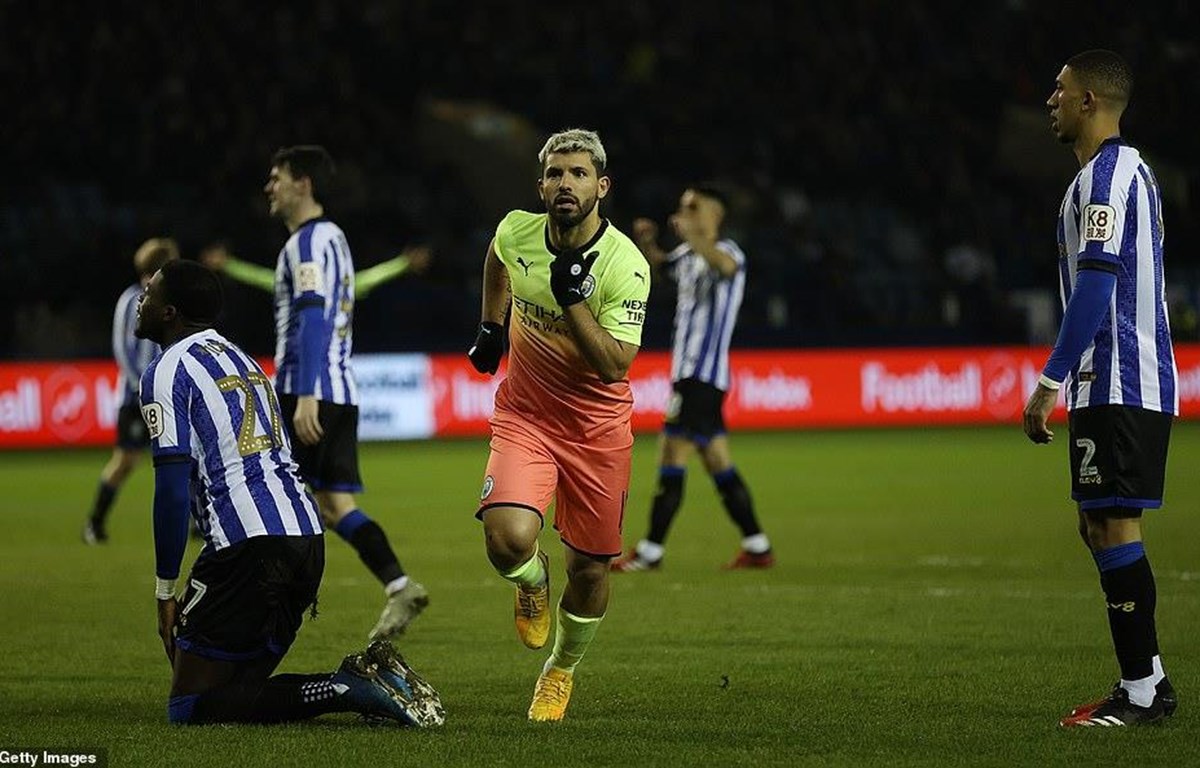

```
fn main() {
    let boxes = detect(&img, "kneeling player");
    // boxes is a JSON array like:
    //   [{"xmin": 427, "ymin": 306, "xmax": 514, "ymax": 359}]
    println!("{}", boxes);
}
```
[{"xmin": 136, "ymin": 260, "xmax": 443, "ymax": 727}]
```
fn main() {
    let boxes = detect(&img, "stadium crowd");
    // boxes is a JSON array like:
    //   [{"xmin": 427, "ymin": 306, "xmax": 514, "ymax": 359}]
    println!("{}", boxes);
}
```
[{"xmin": 2, "ymin": 0, "xmax": 1196, "ymax": 358}]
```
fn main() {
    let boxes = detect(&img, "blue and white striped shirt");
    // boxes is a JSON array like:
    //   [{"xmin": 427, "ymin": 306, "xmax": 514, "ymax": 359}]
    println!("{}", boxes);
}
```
[
  {"xmin": 273, "ymin": 218, "xmax": 358, "ymax": 404},
  {"xmin": 1056, "ymin": 138, "xmax": 1178, "ymax": 414},
  {"xmin": 140, "ymin": 329, "xmax": 323, "ymax": 550},
  {"xmin": 665, "ymin": 239, "xmax": 746, "ymax": 391},
  {"xmin": 114, "ymin": 283, "xmax": 159, "ymax": 408}
]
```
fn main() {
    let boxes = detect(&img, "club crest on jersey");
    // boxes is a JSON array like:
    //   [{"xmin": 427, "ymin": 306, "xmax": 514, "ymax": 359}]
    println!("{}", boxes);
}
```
[
  {"xmin": 580, "ymin": 274, "xmax": 596, "ymax": 299},
  {"xmin": 141, "ymin": 402, "xmax": 165, "ymax": 439},
  {"xmin": 1082, "ymin": 204, "xmax": 1116, "ymax": 242},
  {"xmin": 480, "ymin": 475, "xmax": 495, "ymax": 500},
  {"xmin": 296, "ymin": 262, "xmax": 323, "ymax": 293}
]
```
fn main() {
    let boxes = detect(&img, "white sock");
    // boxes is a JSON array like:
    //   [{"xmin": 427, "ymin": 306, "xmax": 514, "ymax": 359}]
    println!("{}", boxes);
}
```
[
  {"xmin": 742, "ymin": 533, "xmax": 771, "ymax": 554},
  {"xmin": 636, "ymin": 540, "xmax": 664, "ymax": 562},
  {"xmin": 1151, "ymin": 654, "xmax": 1166, "ymax": 685},
  {"xmin": 385, "ymin": 575, "xmax": 410, "ymax": 596},
  {"xmin": 1121, "ymin": 674, "xmax": 1156, "ymax": 708}
]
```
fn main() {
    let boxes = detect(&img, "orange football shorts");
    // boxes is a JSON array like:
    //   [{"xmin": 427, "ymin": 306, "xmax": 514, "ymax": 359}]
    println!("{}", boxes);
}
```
[{"xmin": 476, "ymin": 408, "xmax": 631, "ymax": 557}]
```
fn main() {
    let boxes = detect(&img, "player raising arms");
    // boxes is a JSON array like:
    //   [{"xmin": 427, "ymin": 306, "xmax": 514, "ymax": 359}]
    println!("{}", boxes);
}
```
[
  {"xmin": 1023, "ymin": 50, "xmax": 1178, "ymax": 727},
  {"xmin": 200, "ymin": 240, "xmax": 432, "ymax": 299},
  {"xmin": 467, "ymin": 128, "xmax": 651, "ymax": 721},
  {"xmin": 135, "ymin": 260, "xmax": 442, "ymax": 726}
]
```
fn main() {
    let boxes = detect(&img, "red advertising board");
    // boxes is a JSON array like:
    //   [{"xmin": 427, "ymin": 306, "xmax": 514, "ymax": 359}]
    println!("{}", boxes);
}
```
[
  {"xmin": 430, "ymin": 345, "xmax": 1200, "ymax": 434},
  {"xmin": 0, "ymin": 361, "xmax": 121, "ymax": 448},
  {"xmin": 3, "ymin": 345, "xmax": 1199, "ymax": 448}
]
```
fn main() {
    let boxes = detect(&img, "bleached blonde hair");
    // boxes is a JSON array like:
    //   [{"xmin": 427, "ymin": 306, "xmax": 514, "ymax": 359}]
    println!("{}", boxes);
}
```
[{"xmin": 538, "ymin": 128, "xmax": 607, "ymax": 173}]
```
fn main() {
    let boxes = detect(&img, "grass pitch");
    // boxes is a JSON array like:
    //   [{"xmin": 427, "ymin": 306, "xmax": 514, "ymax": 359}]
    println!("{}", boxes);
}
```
[{"xmin": 1, "ymin": 426, "xmax": 1197, "ymax": 767}]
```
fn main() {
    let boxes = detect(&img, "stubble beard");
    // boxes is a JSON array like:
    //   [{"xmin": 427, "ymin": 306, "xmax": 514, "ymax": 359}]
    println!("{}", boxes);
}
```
[{"xmin": 546, "ymin": 193, "xmax": 597, "ymax": 230}]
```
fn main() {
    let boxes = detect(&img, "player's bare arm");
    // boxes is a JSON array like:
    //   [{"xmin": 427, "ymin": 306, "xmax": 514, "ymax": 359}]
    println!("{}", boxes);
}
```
[
  {"xmin": 631, "ymin": 218, "xmax": 668, "ymax": 267},
  {"xmin": 293, "ymin": 395, "xmax": 324, "ymax": 445},
  {"xmin": 480, "ymin": 239, "xmax": 511, "ymax": 325},
  {"xmin": 672, "ymin": 214, "xmax": 737, "ymax": 277},
  {"xmin": 1022, "ymin": 383, "xmax": 1057, "ymax": 444},
  {"xmin": 562, "ymin": 303, "xmax": 638, "ymax": 383},
  {"xmin": 157, "ymin": 595, "xmax": 177, "ymax": 665}
]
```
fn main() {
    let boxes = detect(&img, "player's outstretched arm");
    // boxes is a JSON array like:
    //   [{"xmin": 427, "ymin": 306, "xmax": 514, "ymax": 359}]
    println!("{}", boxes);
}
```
[
  {"xmin": 201, "ymin": 245, "xmax": 276, "ymax": 293},
  {"xmin": 356, "ymin": 256, "xmax": 408, "ymax": 298},
  {"xmin": 356, "ymin": 245, "xmax": 432, "ymax": 298},
  {"xmin": 224, "ymin": 258, "xmax": 275, "ymax": 292}
]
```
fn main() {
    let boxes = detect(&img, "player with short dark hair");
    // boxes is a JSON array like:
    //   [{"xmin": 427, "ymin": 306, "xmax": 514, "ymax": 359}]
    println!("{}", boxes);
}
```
[
  {"xmin": 613, "ymin": 185, "xmax": 773, "ymax": 572},
  {"xmin": 265, "ymin": 145, "xmax": 428, "ymax": 641},
  {"xmin": 83, "ymin": 238, "xmax": 180, "ymax": 544},
  {"xmin": 272, "ymin": 145, "xmax": 337, "ymax": 200},
  {"xmin": 1024, "ymin": 49, "xmax": 1178, "ymax": 727},
  {"xmin": 467, "ymin": 128, "xmax": 651, "ymax": 721},
  {"xmin": 135, "ymin": 259, "xmax": 442, "ymax": 727}
]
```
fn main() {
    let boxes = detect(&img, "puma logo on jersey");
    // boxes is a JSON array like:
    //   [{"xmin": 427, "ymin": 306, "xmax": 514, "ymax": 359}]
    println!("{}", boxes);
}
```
[
  {"xmin": 516, "ymin": 257, "xmax": 533, "ymax": 276},
  {"xmin": 634, "ymin": 271, "xmax": 646, "ymax": 283}
]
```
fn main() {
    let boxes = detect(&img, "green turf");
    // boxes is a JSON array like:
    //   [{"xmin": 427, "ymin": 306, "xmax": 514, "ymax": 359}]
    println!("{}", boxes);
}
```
[{"xmin": 1, "ymin": 426, "xmax": 1197, "ymax": 767}]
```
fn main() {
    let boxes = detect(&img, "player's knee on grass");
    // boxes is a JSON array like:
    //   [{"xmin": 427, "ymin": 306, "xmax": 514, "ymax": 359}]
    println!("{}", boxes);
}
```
[
  {"xmin": 168, "ymin": 694, "xmax": 200, "ymax": 724},
  {"xmin": 169, "ymin": 690, "xmax": 257, "ymax": 725}
]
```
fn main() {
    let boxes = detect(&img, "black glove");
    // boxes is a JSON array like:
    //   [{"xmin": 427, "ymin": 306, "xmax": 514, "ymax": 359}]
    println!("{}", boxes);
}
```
[
  {"xmin": 467, "ymin": 321, "xmax": 505, "ymax": 374},
  {"xmin": 549, "ymin": 249, "xmax": 600, "ymax": 307}
]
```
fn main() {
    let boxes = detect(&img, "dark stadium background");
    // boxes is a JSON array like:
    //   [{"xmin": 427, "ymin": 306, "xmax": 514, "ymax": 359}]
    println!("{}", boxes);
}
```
[
  {"xmin": 3, "ymin": 6, "xmax": 1200, "ymax": 763},
  {"xmin": 1, "ymin": 1, "xmax": 1196, "ymax": 359}
]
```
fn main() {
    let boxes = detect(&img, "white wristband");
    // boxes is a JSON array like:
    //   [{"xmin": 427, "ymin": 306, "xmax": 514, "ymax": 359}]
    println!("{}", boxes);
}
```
[
  {"xmin": 1038, "ymin": 374, "xmax": 1062, "ymax": 391},
  {"xmin": 155, "ymin": 577, "xmax": 177, "ymax": 600}
]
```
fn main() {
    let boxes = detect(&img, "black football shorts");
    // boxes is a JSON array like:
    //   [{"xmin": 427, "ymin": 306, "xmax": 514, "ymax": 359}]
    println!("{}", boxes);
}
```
[
  {"xmin": 174, "ymin": 534, "xmax": 324, "ymax": 661},
  {"xmin": 278, "ymin": 394, "xmax": 363, "ymax": 492},
  {"xmin": 663, "ymin": 378, "xmax": 728, "ymax": 445},
  {"xmin": 1067, "ymin": 405, "xmax": 1173, "ymax": 512},
  {"xmin": 116, "ymin": 403, "xmax": 152, "ymax": 450}
]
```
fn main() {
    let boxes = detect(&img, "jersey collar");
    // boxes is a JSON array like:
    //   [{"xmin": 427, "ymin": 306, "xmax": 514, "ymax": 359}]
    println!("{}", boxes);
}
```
[
  {"xmin": 1089, "ymin": 135, "xmax": 1126, "ymax": 162},
  {"xmin": 543, "ymin": 218, "xmax": 609, "ymax": 256},
  {"xmin": 295, "ymin": 215, "xmax": 328, "ymax": 231}
]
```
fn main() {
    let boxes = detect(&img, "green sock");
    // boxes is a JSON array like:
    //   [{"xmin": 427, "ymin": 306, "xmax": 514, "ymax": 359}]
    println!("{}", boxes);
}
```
[
  {"xmin": 545, "ymin": 604, "xmax": 604, "ymax": 674},
  {"xmin": 500, "ymin": 544, "xmax": 546, "ymax": 590}
]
